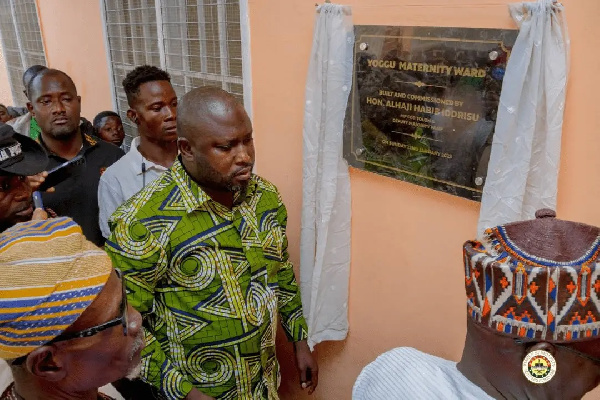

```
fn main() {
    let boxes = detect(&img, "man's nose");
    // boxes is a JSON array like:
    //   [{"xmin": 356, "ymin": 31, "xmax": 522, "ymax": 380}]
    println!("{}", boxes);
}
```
[
  {"xmin": 164, "ymin": 105, "xmax": 176, "ymax": 120},
  {"xmin": 127, "ymin": 305, "xmax": 143, "ymax": 336},
  {"xmin": 52, "ymin": 99, "xmax": 66, "ymax": 114},
  {"xmin": 235, "ymin": 146, "xmax": 251, "ymax": 164}
]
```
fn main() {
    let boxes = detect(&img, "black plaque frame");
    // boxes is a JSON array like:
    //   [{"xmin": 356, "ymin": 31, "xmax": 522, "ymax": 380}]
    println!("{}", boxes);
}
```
[{"xmin": 344, "ymin": 26, "xmax": 517, "ymax": 200}]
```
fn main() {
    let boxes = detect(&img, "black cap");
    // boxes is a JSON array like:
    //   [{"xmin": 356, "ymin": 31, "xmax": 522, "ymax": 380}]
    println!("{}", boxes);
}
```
[{"xmin": 0, "ymin": 124, "xmax": 48, "ymax": 176}]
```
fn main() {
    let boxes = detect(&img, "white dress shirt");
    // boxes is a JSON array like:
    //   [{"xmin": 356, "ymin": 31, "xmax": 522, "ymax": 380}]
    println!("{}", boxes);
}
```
[
  {"xmin": 353, "ymin": 347, "xmax": 493, "ymax": 400},
  {"xmin": 98, "ymin": 136, "xmax": 170, "ymax": 239}
]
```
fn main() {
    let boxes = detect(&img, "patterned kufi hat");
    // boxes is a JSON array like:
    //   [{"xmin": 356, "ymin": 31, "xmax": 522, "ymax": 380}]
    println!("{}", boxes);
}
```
[
  {"xmin": 0, "ymin": 217, "xmax": 112, "ymax": 359},
  {"xmin": 464, "ymin": 209, "xmax": 600, "ymax": 342}
]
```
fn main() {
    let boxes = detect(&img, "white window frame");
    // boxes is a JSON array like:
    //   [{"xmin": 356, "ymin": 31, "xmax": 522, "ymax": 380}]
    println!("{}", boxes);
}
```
[
  {"xmin": 238, "ymin": 0, "xmax": 252, "ymax": 118},
  {"xmin": 99, "ymin": 0, "xmax": 252, "ymax": 120},
  {"xmin": 0, "ymin": 0, "xmax": 47, "ymax": 106}
]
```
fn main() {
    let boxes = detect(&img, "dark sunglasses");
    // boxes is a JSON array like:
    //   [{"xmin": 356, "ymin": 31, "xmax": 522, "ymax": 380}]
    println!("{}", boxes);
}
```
[{"xmin": 12, "ymin": 269, "xmax": 128, "ymax": 365}]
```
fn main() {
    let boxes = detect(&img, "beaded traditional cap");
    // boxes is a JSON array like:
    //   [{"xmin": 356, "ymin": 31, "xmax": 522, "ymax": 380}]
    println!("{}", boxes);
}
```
[
  {"xmin": 464, "ymin": 209, "xmax": 600, "ymax": 342},
  {"xmin": 0, "ymin": 217, "xmax": 112, "ymax": 359}
]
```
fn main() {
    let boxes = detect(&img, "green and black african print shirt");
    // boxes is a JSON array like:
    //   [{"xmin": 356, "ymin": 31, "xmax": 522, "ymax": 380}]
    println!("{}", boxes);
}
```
[{"xmin": 105, "ymin": 159, "xmax": 308, "ymax": 400}]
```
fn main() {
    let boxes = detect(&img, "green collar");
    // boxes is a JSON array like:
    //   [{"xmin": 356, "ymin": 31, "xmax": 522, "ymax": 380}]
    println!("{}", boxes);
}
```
[{"xmin": 170, "ymin": 159, "xmax": 258, "ymax": 216}]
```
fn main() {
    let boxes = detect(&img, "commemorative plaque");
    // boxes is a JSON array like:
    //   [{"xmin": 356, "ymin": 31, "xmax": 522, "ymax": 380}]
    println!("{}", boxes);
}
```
[{"xmin": 344, "ymin": 26, "xmax": 518, "ymax": 200}]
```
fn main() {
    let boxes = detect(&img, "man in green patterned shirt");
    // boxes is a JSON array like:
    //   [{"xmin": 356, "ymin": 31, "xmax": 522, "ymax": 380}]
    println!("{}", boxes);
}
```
[{"xmin": 106, "ymin": 87, "xmax": 317, "ymax": 400}]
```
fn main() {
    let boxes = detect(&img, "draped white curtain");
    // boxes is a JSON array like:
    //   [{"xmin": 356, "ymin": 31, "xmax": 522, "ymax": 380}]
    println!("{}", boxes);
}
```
[
  {"xmin": 300, "ymin": 3, "xmax": 353, "ymax": 350},
  {"xmin": 477, "ymin": 0, "xmax": 569, "ymax": 236}
]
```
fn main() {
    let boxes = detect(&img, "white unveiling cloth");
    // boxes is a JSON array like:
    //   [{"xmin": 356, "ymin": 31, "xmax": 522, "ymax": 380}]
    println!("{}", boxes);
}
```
[
  {"xmin": 300, "ymin": 2, "xmax": 353, "ymax": 350},
  {"xmin": 477, "ymin": 0, "xmax": 570, "ymax": 236}
]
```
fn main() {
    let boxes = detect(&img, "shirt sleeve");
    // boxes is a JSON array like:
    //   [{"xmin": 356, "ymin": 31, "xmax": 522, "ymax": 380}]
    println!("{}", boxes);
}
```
[
  {"xmin": 98, "ymin": 173, "xmax": 124, "ymax": 239},
  {"xmin": 105, "ymin": 219, "xmax": 195, "ymax": 400},
  {"xmin": 275, "ymin": 200, "xmax": 309, "ymax": 342}
]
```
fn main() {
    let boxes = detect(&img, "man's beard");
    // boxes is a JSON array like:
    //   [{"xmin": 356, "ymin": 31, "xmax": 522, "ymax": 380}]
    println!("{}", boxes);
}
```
[
  {"xmin": 125, "ymin": 363, "xmax": 142, "ymax": 380},
  {"xmin": 226, "ymin": 176, "xmax": 248, "ymax": 193},
  {"xmin": 193, "ymin": 154, "xmax": 253, "ymax": 193},
  {"xmin": 46, "ymin": 118, "xmax": 79, "ymax": 141},
  {"xmin": 50, "ymin": 128, "xmax": 78, "ymax": 141},
  {"xmin": 124, "ymin": 331, "xmax": 144, "ymax": 379}
]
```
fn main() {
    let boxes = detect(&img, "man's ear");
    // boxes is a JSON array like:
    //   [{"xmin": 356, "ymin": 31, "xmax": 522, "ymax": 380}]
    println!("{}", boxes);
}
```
[
  {"xmin": 25, "ymin": 345, "xmax": 67, "ymax": 382},
  {"xmin": 527, "ymin": 341, "xmax": 557, "ymax": 357},
  {"xmin": 77, "ymin": 95, "xmax": 82, "ymax": 105},
  {"xmin": 126, "ymin": 109, "xmax": 138, "ymax": 125},
  {"xmin": 178, "ymin": 137, "xmax": 193, "ymax": 160},
  {"xmin": 26, "ymin": 101, "xmax": 34, "ymax": 116}
]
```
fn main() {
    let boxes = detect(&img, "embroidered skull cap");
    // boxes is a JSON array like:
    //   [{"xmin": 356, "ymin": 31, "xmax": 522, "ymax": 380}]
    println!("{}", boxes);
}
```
[{"xmin": 464, "ymin": 209, "xmax": 600, "ymax": 342}]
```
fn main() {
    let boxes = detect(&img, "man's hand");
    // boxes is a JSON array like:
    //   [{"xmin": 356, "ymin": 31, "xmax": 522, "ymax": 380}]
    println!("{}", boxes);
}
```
[
  {"xmin": 184, "ymin": 388, "xmax": 215, "ymax": 400},
  {"xmin": 31, "ymin": 207, "xmax": 48, "ymax": 220},
  {"xmin": 27, "ymin": 171, "xmax": 55, "ymax": 193},
  {"xmin": 294, "ymin": 340, "xmax": 318, "ymax": 394}
]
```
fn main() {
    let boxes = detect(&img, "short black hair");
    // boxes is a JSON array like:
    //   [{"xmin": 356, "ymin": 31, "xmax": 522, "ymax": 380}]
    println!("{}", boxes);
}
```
[
  {"xmin": 27, "ymin": 69, "xmax": 77, "ymax": 101},
  {"xmin": 22, "ymin": 65, "xmax": 47, "ymax": 99},
  {"xmin": 122, "ymin": 65, "xmax": 171, "ymax": 105},
  {"xmin": 93, "ymin": 111, "xmax": 121, "ymax": 129},
  {"xmin": 22, "ymin": 65, "xmax": 47, "ymax": 87}
]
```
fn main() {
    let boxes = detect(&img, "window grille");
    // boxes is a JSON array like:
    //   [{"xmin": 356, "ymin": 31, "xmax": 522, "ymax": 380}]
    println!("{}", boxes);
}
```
[
  {"xmin": 0, "ymin": 0, "xmax": 46, "ymax": 107},
  {"xmin": 102, "ymin": 0, "xmax": 247, "ymax": 147}
]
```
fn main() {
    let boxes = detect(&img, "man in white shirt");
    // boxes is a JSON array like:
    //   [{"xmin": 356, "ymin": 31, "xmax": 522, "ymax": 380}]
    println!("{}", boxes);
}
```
[
  {"xmin": 98, "ymin": 65, "xmax": 178, "ymax": 239},
  {"xmin": 353, "ymin": 347, "xmax": 492, "ymax": 400},
  {"xmin": 354, "ymin": 210, "xmax": 600, "ymax": 400}
]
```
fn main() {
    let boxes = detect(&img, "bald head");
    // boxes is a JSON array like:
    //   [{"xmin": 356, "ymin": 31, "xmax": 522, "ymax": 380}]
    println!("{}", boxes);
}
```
[
  {"xmin": 176, "ymin": 87, "xmax": 254, "ymax": 200},
  {"xmin": 177, "ymin": 87, "xmax": 248, "ymax": 140}
]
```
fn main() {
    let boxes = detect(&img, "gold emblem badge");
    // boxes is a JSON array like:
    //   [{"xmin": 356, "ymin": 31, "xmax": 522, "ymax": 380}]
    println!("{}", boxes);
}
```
[{"xmin": 522, "ymin": 350, "xmax": 556, "ymax": 384}]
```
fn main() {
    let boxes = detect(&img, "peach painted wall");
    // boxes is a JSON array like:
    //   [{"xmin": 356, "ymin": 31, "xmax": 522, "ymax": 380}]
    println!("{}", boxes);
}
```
[
  {"xmin": 0, "ymin": 0, "xmax": 596, "ymax": 398},
  {"xmin": 248, "ymin": 0, "xmax": 600, "ymax": 399},
  {"xmin": 35, "ymin": 0, "xmax": 113, "ymax": 121}
]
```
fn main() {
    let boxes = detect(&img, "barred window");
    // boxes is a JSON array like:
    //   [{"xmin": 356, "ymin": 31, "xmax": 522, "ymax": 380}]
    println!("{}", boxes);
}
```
[
  {"xmin": 0, "ymin": 0, "xmax": 46, "ymax": 106},
  {"xmin": 102, "ymin": 0, "xmax": 249, "ymax": 147}
]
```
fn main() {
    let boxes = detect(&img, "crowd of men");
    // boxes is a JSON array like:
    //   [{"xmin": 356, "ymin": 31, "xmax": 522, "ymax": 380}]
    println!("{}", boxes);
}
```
[
  {"xmin": 2, "ymin": 62, "xmax": 600, "ymax": 400},
  {"xmin": 0, "ymin": 65, "xmax": 317, "ymax": 400}
]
